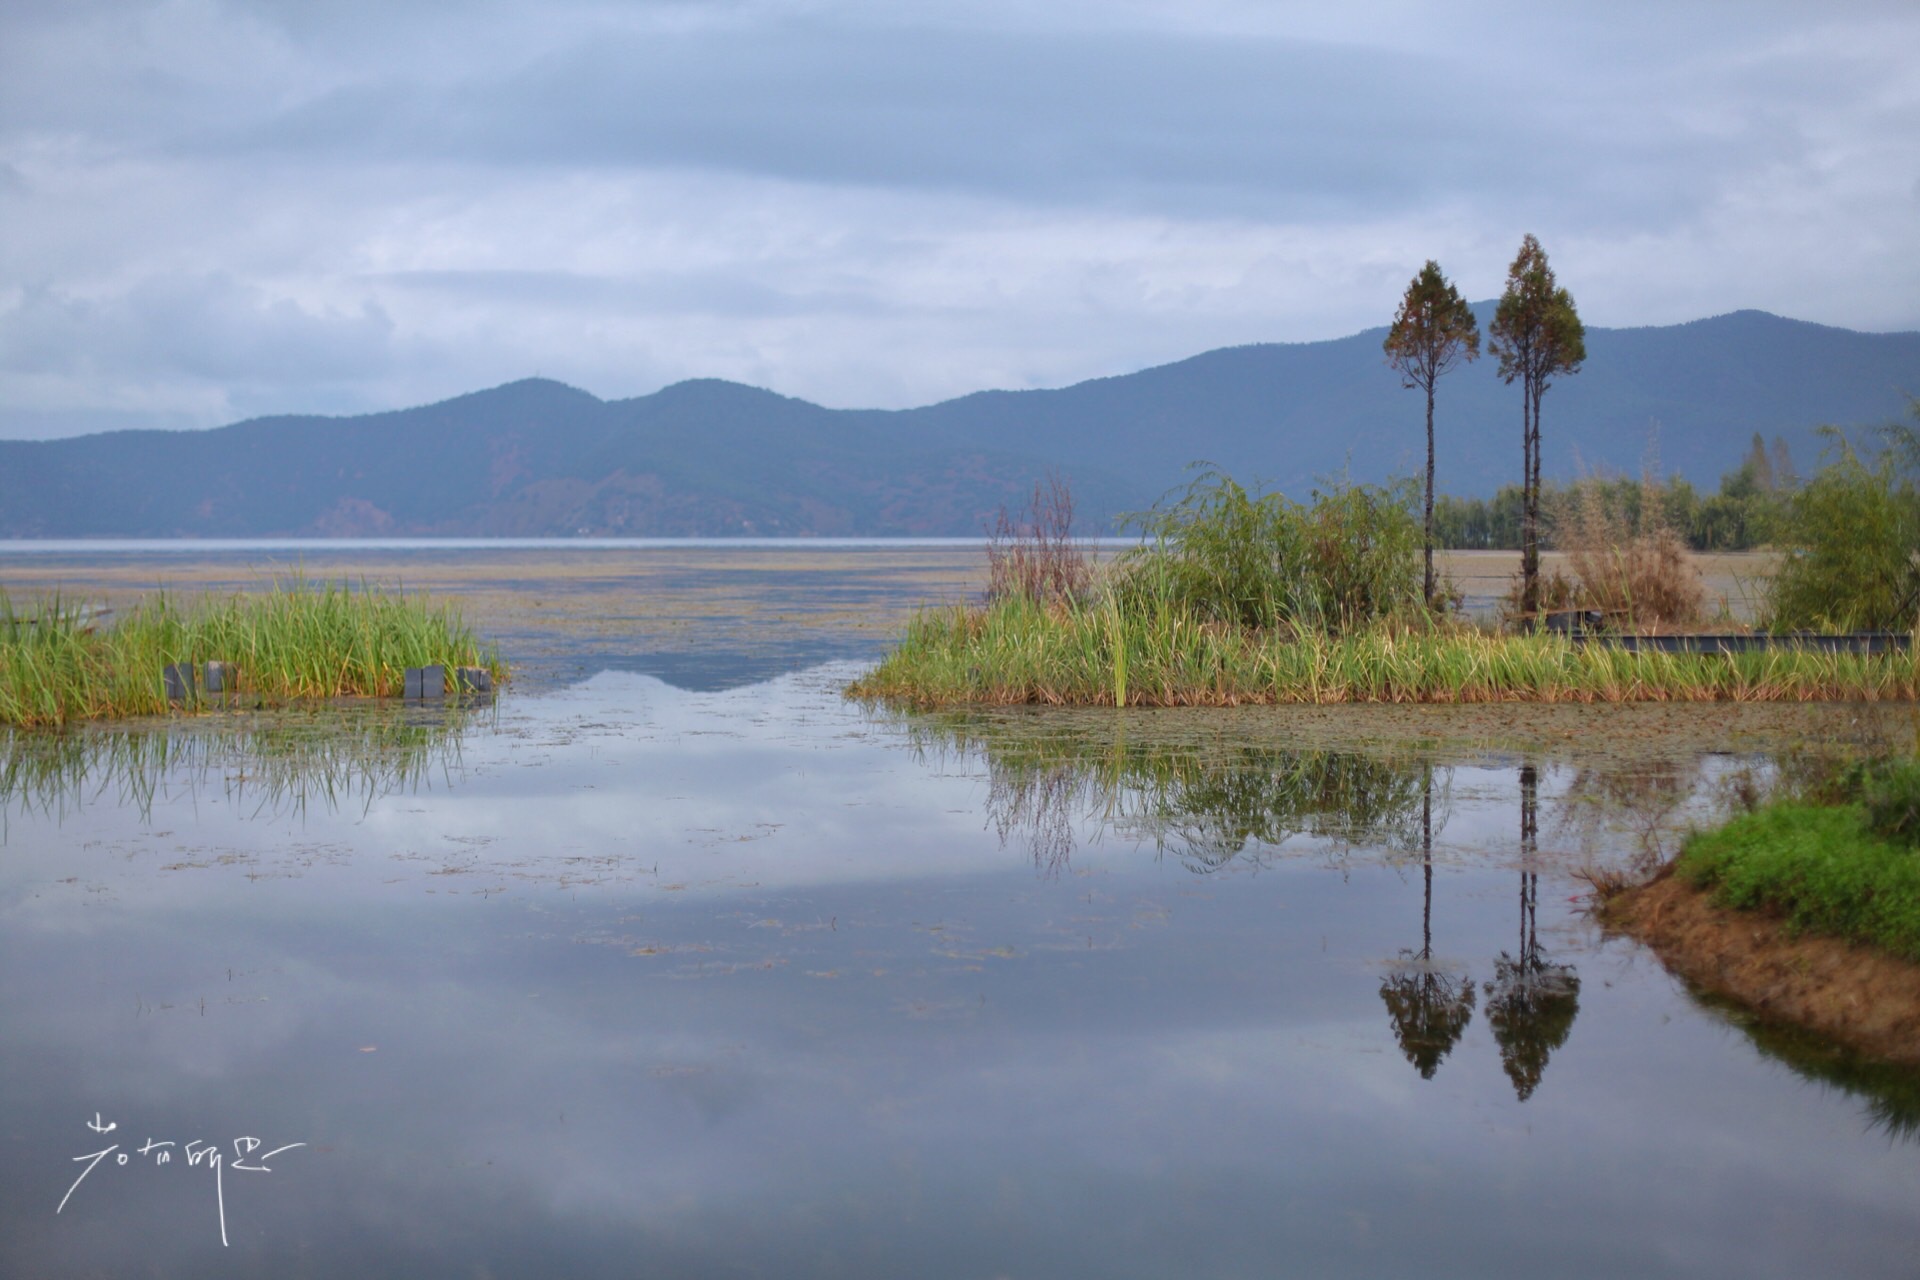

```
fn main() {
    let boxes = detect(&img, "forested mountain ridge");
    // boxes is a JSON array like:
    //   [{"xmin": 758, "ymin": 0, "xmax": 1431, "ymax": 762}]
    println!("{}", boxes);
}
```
[{"xmin": 1, "ymin": 309, "xmax": 1913, "ymax": 537}]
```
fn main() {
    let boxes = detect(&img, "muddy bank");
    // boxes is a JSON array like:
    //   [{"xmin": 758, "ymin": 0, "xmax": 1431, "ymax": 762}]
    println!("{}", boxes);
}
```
[{"xmin": 1603, "ymin": 871, "xmax": 1920, "ymax": 1065}]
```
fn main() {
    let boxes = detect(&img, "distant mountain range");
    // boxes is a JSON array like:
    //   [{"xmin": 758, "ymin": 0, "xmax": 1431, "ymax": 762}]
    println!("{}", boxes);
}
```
[{"xmin": 2, "ymin": 307, "xmax": 1915, "ymax": 537}]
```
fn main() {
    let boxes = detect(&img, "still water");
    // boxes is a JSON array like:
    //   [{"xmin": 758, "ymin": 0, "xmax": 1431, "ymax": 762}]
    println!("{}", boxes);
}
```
[{"xmin": 1, "ymin": 546, "xmax": 1916, "ymax": 1277}]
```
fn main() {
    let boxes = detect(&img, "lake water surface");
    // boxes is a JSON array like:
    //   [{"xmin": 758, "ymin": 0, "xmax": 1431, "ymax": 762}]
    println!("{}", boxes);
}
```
[{"xmin": 1, "ymin": 543, "xmax": 1914, "ymax": 1277}]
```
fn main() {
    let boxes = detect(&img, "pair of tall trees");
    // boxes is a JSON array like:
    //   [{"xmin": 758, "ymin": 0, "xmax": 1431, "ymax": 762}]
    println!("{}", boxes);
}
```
[{"xmin": 1383, "ymin": 235, "xmax": 1585, "ymax": 615}]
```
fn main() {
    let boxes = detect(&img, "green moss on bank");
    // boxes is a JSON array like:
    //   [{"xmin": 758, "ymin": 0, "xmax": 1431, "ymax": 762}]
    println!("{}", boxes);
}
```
[{"xmin": 1677, "ymin": 803, "xmax": 1920, "ymax": 962}]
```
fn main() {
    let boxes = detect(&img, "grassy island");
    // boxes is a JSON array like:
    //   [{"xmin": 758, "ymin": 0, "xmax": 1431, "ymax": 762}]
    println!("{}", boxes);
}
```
[
  {"xmin": 0, "ymin": 580, "xmax": 503, "ymax": 728},
  {"xmin": 850, "ymin": 466, "xmax": 1920, "ymax": 709},
  {"xmin": 849, "ymin": 599, "xmax": 1920, "ymax": 708}
]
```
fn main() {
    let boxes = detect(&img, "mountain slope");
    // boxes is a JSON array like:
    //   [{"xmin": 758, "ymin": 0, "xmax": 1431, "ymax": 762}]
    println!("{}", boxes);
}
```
[{"xmin": 1, "ymin": 309, "xmax": 1914, "ymax": 537}]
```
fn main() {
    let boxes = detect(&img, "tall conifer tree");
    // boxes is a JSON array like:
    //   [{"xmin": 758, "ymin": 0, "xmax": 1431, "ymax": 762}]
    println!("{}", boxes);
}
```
[
  {"xmin": 1385, "ymin": 261, "xmax": 1480, "ymax": 608},
  {"xmin": 1489, "ymin": 235, "xmax": 1585, "ymax": 619}
]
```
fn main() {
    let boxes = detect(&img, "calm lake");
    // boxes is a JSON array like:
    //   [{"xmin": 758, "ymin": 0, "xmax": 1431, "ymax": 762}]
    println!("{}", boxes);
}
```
[{"xmin": 1, "ymin": 542, "xmax": 1914, "ymax": 1278}]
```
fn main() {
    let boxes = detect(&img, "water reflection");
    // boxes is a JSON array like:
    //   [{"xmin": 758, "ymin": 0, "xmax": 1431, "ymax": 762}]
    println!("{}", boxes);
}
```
[
  {"xmin": 1736, "ymin": 1014, "xmax": 1920, "ymax": 1143},
  {"xmin": 920, "ymin": 717, "xmax": 1599, "ymax": 1098},
  {"xmin": 1378, "ymin": 766, "xmax": 1476, "ymax": 1079},
  {"xmin": 0, "ymin": 704, "xmax": 475, "ymax": 827},
  {"xmin": 919, "ymin": 718, "xmax": 1428, "ymax": 874},
  {"xmin": 1485, "ymin": 764, "xmax": 1581, "ymax": 1102}
]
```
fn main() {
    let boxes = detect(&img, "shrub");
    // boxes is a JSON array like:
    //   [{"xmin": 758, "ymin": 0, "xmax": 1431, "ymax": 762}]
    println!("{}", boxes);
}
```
[
  {"xmin": 1115, "ymin": 468, "xmax": 1423, "ymax": 633},
  {"xmin": 1767, "ymin": 429, "xmax": 1920, "ymax": 632},
  {"xmin": 1864, "ymin": 758, "xmax": 1920, "ymax": 847}
]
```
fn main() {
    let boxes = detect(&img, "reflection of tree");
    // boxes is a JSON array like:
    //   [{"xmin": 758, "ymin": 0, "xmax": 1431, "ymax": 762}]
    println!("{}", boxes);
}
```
[
  {"xmin": 910, "ymin": 717, "xmax": 1428, "ymax": 875},
  {"xmin": 1554, "ymin": 755, "xmax": 1698, "ymax": 872},
  {"xmin": 1380, "ymin": 765, "xmax": 1475, "ymax": 1078},
  {"xmin": 1118, "ymin": 748, "xmax": 1426, "ymax": 873},
  {"xmin": 0, "ymin": 705, "xmax": 474, "ymax": 827},
  {"xmin": 1484, "ymin": 763, "xmax": 1581, "ymax": 1101}
]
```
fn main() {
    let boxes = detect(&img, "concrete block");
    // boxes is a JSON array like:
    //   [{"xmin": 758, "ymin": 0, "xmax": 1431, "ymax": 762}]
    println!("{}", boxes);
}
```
[
  {"xmin": 403, "ymin": 665, "xmax": 445, "ymax": 700},
  {"xmin": 455, "ymin": 666, "xmax": 493, "ymax": 694},
  {"xmin": 163, "ymin": 663, "xmax": 196, "ymax": 702}
]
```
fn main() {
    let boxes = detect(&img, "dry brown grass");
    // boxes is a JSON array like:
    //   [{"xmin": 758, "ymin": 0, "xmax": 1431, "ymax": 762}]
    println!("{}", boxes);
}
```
[
  {"xmin": 1520, "ymin": 477, "xmax": 1707, "ymax": 630},
  {"xmin": 985, "ymin": 472, "xmax": 1092, "ymax": 606}
]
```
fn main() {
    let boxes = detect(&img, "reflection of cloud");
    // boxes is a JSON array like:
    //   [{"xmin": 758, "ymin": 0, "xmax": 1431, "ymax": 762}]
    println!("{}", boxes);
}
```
[{"xmin": 3, "ymin": 666, "xmax": 1918, "ymax": 1272}]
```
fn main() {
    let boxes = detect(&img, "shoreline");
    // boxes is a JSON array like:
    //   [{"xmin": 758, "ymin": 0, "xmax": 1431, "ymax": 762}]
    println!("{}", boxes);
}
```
[{"xmin": 1599, "ymin": 870, "xmax": 1920, "ymax": 1066}]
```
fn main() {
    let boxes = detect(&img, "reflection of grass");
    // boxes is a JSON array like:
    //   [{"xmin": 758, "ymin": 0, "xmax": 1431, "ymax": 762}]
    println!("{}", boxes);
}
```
[
  {"xmin": 909, "ymin": 714, "xmax": 1429, "ymax": 872},
  {"xmin": 0, "ymin": 579, "xmax": 504, "ymax": 727},
  {"xmin": 849, "ymin": 596, "xmax": 1920, "ymax": 708},
  {"xmin": 1717, "ymin": 1000, "xmax": 1920, "ymax": 1143},
  {"xmin": 0, "ymin": 705, "xmax": 474, "ymax": 824}
]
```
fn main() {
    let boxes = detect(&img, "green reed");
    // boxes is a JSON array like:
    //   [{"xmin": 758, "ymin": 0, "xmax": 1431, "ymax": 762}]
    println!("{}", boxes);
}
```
[
  {"xmin": 0, "ymin": 578, "xmax": 505, "ymax": 728},
  {"xmin": 847, "ymin": 594, "xmax": 1920, "ymax": 708}
]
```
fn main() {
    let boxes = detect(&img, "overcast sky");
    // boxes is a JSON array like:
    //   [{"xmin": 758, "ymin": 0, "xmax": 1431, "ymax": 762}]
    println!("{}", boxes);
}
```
[{"xmin": 2, "ymin": 0, "xmax": 1917, "ymax": 438}]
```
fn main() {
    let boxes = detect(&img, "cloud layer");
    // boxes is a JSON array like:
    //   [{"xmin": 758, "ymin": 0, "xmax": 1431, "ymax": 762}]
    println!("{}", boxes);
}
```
[{"xmin": 2, "ymin": 0, "xmax": 1917, "ymax": 436}]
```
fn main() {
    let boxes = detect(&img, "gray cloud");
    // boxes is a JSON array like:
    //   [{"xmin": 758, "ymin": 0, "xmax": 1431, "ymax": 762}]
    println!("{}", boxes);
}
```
[
  {"xmin": 0, "ymin": 1, "xmax": 1916, "ymax": 437},
  {"xmin": 0, "ymin": 274, "xmax": 395, "ymax": 384},
  {"xmin": 164, "ymin": 20, "xmax": 1841, "ymax": 231}
]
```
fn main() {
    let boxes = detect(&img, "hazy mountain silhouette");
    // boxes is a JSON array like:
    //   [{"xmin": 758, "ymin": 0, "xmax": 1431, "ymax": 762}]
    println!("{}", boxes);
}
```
[{"xmin": 2, "ymin": 308, "xmax": 1914, "ymax": 537}]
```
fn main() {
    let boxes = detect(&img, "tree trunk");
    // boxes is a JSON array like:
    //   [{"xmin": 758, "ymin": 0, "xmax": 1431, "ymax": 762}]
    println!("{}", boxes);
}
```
[
  {"xmin": 1520, "ymin": 380, "xmax": 1538, "ymax": 619},
  {"xmin": 1424, "ymin": 382, "xmax": 1436, "ymax": 609}
]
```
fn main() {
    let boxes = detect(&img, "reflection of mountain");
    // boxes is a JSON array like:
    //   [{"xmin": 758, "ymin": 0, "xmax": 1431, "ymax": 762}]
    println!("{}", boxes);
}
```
[
  {"xmin": 1381, "ymin": 768, "xmax": 1475, "ymax": 1080},
  {"xmin": 0, "ymin": 706, "xmax": 475, "ymax": 825},
  {"xmin": 1485, "ymin": 765, "xmax": 1580, "ymax": 1102},
  {"xmin": 912, "ymin": 717, "xmax": 1428, "ymax": 873}
]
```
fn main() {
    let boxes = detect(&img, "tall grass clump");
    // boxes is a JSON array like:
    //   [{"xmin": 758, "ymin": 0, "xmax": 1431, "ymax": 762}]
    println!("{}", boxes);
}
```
[
  {"xmin": 986, "ymin": 472, "xmax": 1092, "ymax": 606},
  {"xmin": 850, "ymin": 603, "xmax": 1920, "ymax": 708},
  {"xmin": 1551, "ymin": 473, "xmax": 1705, "ymax": 630},
  {"xmin": 1111, "ymin": 469, "xmax": 1425, "ymax": 632},
  {"xmin": 1766, "ymin": 423, "xmax": 1920, "ymax": 632},
  {"xmin": 0, "ymin": 577, "xmax": 503, "ymax": 728}
]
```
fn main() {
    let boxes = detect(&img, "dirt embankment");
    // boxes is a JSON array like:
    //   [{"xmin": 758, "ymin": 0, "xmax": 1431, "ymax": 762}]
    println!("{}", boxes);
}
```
[{"xmin": 1601, "ymin": 871, "xmax": 1920, "ymax": 1065}]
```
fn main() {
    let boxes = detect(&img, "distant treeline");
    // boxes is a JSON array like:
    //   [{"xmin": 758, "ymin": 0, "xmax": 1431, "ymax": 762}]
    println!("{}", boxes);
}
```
[{"xmin": 1436, "ymin": 433, "xmax": 1798, "ymax": 551}]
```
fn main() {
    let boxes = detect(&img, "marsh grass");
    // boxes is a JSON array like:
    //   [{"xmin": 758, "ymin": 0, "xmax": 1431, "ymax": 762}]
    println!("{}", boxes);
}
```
[
  {"xmin": 1112, "ymin": 469, "xmax": 1424, "ymax": 632},
  {"xmin": 0, "ymin": 578, "xmax": 503, "ymax": 728},
  {"xmin": 848, "ymin": 594, "xmax": 1920, "ymax": 708}
]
